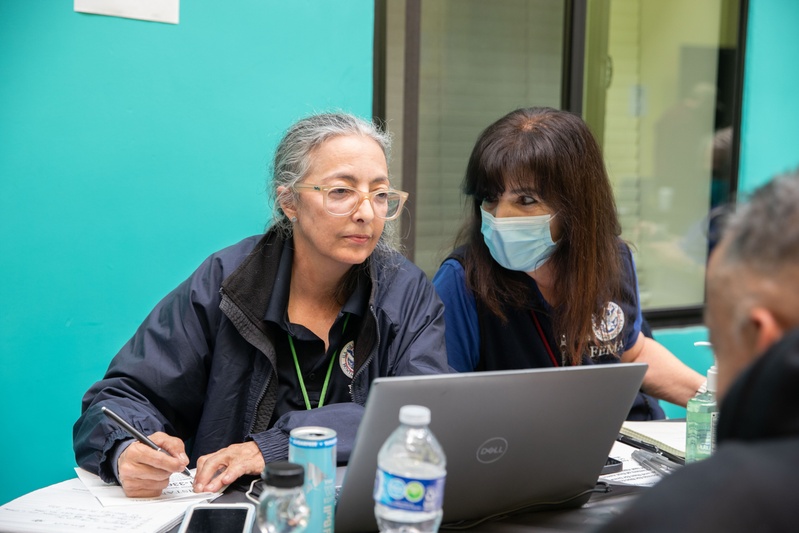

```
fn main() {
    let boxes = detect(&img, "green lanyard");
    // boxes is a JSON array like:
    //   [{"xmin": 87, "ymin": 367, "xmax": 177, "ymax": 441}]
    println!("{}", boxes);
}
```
[{"xmin": 287, "ymin": 313, "xmax": 350, "ymax": 410}]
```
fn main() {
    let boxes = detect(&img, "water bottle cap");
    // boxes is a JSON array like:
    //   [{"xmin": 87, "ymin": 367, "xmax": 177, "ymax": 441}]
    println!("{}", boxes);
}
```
[
  {"xmin": 399, "ymin": 405, "xmax": 431, "ymax": 426},
  {"xmin": 262, "ymin": 461, "xmax": 305, "ymax": 488}
]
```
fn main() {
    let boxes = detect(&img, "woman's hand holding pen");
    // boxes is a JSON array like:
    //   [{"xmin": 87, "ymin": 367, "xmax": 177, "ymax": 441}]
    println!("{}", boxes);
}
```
[
  {"xmin": 194, "ymin": 441, "xmax": 264, "ymax": 494},
  {"xmin": 117, "ymin": 432, "xmax": 190, "ymax": 498}
]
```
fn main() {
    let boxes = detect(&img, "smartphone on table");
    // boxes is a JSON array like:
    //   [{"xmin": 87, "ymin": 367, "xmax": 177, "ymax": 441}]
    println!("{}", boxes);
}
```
[{"xmin": 177, "ymin": 503, "xmax": 256, "ymax": 533}]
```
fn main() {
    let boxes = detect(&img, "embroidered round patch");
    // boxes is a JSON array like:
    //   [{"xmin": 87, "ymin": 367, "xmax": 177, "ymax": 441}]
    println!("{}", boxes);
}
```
[
  {"xmin": 592, "ymin": 302, "xmax": 625, "ymax": 342},
  {"xmin": 339, "ymin": 340, "xmax": 355, "ymax": 379}
]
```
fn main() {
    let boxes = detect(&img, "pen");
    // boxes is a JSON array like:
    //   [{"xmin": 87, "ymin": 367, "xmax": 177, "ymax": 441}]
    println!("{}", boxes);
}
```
[
  {"xmin": 101, "ymin": 406, "xmax": 193, "ymax": 479},
  {"xmin": 631, "ymin": 449, "xmax": 682, "ymax": 477},
  {"xmin": 616, "ymin": 433, "xmax": 686, "ymax": 466},
  {"xmin": 643, "ymin": 449, "xmax": 683, "ymax": 472}
]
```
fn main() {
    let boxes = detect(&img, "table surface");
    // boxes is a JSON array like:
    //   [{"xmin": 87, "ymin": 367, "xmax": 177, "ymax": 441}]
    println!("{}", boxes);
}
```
[
  {"xmin": 168, "ymin": 481, "xmax": 645, "ymax": 533},
  {"xmin": 453, "ymin": 483, "xmax": 644, "ymax": 532}
]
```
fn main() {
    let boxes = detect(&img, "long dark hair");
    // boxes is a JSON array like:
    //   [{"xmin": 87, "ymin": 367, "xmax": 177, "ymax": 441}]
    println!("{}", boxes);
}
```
[{"xmin": 457, "ymin": 107, "xmax": 623, "ymax": 364}]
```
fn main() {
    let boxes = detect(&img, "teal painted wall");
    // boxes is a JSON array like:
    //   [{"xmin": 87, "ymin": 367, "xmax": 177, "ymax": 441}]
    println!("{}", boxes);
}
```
[
  {"xmin": 0, "ymin": 1, "xmax": 374, "ymax": 505},
  {"xmin": 653, "ymin": 326, "xmax": 714, "ymax": 419},
  {"xmin": 738, "ymin": 0, "xmax": 799, "ymax": 194}
]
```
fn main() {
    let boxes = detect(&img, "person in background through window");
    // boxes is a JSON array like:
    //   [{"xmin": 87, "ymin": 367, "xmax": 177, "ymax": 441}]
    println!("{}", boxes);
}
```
[
  {"xmin": 433, "ymin": 107, "xmax": 703, "ymax": 419},
  {"xmin": 73, "ymin": 112, "xmax": 448, "ymax": 497}
]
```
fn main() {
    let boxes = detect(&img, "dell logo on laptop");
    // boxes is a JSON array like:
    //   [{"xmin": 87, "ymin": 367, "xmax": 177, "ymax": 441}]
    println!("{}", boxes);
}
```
[{"xmin": 476, "ymin": 437, "xmax": 508, "ymax": 463}]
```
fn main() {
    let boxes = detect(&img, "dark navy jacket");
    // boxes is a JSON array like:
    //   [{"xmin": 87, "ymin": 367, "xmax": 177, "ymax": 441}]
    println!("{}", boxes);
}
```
[
  {"xmin": 433, "ymin": 244, "xmax": 663, "ymax": 420},
  {"xmin": 73, "ymin": 231, "xmax": 448, "ymax": 483}
]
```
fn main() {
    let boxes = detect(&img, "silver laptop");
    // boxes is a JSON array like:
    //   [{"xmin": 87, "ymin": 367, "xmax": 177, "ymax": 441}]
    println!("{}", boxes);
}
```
[{"xmin": 335, "ymin": 363, "xmax": 647, "ymax": 532}]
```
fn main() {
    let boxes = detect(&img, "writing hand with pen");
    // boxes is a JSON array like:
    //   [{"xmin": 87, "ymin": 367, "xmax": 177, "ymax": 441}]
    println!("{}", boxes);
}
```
[
  {"xmin": 117, "ymin": 431, "xmax": 192, "ymax": 498},
  {"xmin": 103, "ymin": 406, "xmax": 264, "ymax": 497},
  {"xmin": 103, "ymin": 407, "xmax": 192, "ymax": 498}
]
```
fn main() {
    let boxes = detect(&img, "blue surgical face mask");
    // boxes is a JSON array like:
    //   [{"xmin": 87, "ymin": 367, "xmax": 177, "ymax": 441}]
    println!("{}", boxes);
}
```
[{"xmin": 480, "ymin": 207, "xmax": 557, "ymax": 272}]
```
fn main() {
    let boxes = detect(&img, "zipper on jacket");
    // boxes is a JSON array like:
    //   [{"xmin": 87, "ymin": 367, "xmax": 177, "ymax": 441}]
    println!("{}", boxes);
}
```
[
  {"xmin": 247, "ymin": 374, "xmax": 272, "ymax": 435},
  {"xmin": 350, "ymin": 304, "xmax": 380, "ymax": 404},
  {"xmin": 219, "ymin": 289, "xmax": 276, "ymax": 437}
]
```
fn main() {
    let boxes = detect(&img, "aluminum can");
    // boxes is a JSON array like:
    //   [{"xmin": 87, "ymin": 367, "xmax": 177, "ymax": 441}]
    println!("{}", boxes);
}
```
[{"xmin": 288, "ymin": 426, "xmax": 337, "ymax": 533}]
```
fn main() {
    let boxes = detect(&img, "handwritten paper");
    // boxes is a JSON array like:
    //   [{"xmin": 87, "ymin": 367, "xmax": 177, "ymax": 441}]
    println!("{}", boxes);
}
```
[
  {"xmin": 599, "ymin": 441, "xmax": 662, "ymax": 487},
  {"xmin": 0, "ymin": 478, "xmax": 191, "ymax": 533},
  {"xmin": 75, "ymin": 467, "xmax": 217, "ymax": 507}
]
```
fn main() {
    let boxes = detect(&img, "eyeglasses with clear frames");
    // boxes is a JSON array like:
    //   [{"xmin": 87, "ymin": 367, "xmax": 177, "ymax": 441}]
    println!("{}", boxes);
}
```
[{"xmin": 293, "ymin": 184, "xmax": 409, "ymax": 220}]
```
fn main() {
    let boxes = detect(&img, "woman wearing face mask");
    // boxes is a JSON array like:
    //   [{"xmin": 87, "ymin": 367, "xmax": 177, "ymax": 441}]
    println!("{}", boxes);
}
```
[{"xmin": 432, "ymin": 107, "xmax": 703, "ymax": 419}]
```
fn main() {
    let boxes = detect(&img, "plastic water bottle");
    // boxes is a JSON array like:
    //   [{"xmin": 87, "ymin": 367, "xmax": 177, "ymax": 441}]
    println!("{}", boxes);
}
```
[
  {"xmin": 256, "ymin": 462, "xmax": 310, "ymax": 533},
  {"xmin": 374, "ymin": 405, "xmax": 447, "ymax": 532}
]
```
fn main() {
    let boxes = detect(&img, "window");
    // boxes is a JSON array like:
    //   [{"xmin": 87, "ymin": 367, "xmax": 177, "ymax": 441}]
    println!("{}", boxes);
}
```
[
  {"xmin": 377, "ymin": 0, "xmax": 744, "ymax": 320},
  {"xmin": 380, "ymin": 0, "xmax": 566, "ymax": 274},
  {"xmin": 583, "ymin": 0, "xmax": 742, "ymax": 315}
]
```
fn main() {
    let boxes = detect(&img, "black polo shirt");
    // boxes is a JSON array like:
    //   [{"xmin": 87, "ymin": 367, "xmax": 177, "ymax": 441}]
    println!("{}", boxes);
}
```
[{"xmin": 264, "ymin": 240, "xmax": 370, "ymax": 428}]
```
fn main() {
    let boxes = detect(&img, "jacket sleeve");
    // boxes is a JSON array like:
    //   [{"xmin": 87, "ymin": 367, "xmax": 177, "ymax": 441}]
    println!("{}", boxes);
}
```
[
  {"xmin": 378, "ymin": 259, "xmax": 451, "ymax": 377},
  {"xmin": 432, "ymin": 258, "xmax": 481, "ymax": 372},
  {"xmin": 72, "ymin": 254, "xmax": 226, "ymax": 483},
  {"xmin": 249, "ymin": 403, "xmax": 365, "ymax": 464}
]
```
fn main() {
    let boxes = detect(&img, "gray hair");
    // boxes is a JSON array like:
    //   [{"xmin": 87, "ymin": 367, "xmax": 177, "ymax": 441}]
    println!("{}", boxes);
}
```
[
  {"xmin": 721, "ymin": 170, "xmax": 799, "ymax": 273},
  {"xmin": 268, "ymin": 112, "xmax": 399, "ymax": 254},
  {"xmin": 709, "ymin": 170, "xmax": 799, "ymax": 346}
]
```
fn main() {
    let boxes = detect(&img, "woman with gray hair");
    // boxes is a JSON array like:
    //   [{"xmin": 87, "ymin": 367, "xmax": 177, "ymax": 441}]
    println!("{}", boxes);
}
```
[{"xmin": 73, "ymin": 112, "xmax": 449, "ymax": 497}]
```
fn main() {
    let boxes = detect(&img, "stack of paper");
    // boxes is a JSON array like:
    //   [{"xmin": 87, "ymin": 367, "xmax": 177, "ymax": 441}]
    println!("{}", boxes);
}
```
[
  {"xmin": 0, "ymin": 469, "xmax": 219, "ymax": 533},
  {"xmin": 601, "ymin": 421, "xmax": 688, "ymax": 487},
  {"xmin": 601, "ymin": 441, "xmax": 663, "ymax": 487},
  {"xmin": 74, "ymin": 467, "xmax": 212, "ymax": 507}
]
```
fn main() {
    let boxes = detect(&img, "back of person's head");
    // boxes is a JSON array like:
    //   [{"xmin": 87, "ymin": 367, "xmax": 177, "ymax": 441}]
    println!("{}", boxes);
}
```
[
  {"xmin": 458, "ymin": 107, "xmax": 623, "ymax": 363},
  {"xmin": 706, "ymin": 170, "xmax": 799, "ymax": 397},
  {"xmin": 268, "ymin": 112, "xmax": 397, "ymax": 251}
]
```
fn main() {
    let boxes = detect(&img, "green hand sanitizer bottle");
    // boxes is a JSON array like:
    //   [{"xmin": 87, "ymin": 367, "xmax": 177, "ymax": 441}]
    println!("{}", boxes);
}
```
[{"xmin": 686, "ymin": 363, "xmax": 718, "ymax": 463}]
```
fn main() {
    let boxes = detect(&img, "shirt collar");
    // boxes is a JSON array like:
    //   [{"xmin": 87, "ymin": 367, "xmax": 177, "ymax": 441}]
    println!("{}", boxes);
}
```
[
  {"xmin": 264, "ymin": 239, "xmax": 370, "ymax": 328},
  {"xmin": 264, "ymin": 239, "xmax": 294, "ymax": 327}
]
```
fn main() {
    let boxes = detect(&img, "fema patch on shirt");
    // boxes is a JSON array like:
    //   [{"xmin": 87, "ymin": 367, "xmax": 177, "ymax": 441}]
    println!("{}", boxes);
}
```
[
  {"xmin": 592, "ymin": 302, "xmax": 625, "ymax": 343},
  {"xmin": 339, "ymin": 340, "xmax": 355, "ymax": 379}
]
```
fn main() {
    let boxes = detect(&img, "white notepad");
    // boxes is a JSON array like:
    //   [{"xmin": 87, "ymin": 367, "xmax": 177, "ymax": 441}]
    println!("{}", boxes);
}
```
[
  {"xmin": 0, "ymin": 479, "xmax": 187, "ymax": 533},
  {"xmin": 0, "ymin": 470, "xmax": 219, "ymax": 533},
  {"xmin": 620, "ymin": 420, "xmax": 687, "ymax": 459}
]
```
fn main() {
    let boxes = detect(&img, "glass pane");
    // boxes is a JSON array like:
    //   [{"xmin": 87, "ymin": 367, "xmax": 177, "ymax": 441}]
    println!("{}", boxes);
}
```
[
  {"xmin": 385, "ymin": 0, "xmax": 566, "ymax": 277},
  {"xmin": 585, "ymin": 0, "xmax": 739, "ymax": 310}
]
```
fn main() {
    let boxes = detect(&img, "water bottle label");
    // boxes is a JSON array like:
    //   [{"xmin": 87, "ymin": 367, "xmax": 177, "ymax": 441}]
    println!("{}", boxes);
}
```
[{"xmin": 373, "ymin": 469, "xmax": 445, "ymax": 512}]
